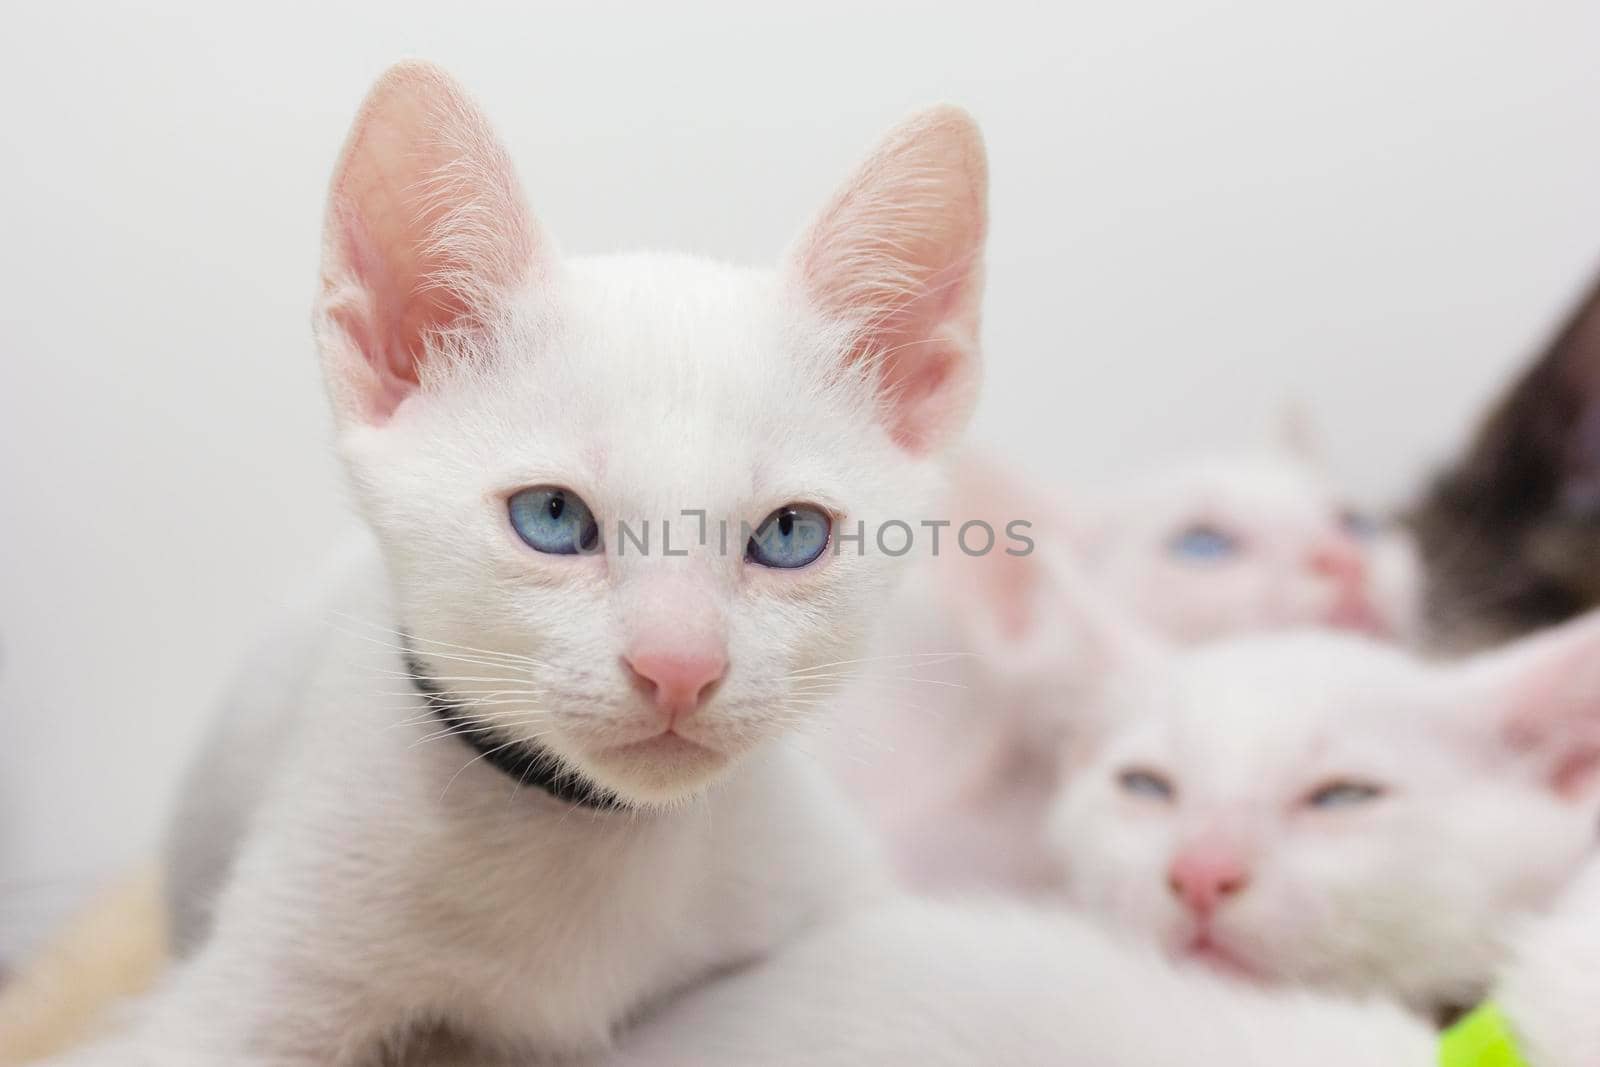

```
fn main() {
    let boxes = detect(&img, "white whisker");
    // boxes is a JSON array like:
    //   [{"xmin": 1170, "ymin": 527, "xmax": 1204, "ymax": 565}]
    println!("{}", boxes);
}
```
[
  {"xmin": 440, "ymin": 729, "xmax": 558, "ymax": 800},
  {"xmin": 785, "ymin": 650, "xmax": 974, "ymax": 677},
  {"xmin": 329, "ymin": 612, "xmax": 548, "ymax": 666}
]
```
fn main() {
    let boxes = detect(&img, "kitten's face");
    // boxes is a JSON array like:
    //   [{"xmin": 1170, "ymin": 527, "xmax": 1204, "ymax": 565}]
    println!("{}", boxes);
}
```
[
  {"xmin": 1083, "ymin": 456, "xmax": 1420, "ymax": 645},
  {"xmin": 1049, "ymin": 629, "xmax": 1600, "ymax": 1013},
  {"xmin": 346, "ymin": 260, "xmax": 931, "ymax": 802},
  {"xmin": 316, "ymin": 64, "xmax": 986, "ymax": 806}
]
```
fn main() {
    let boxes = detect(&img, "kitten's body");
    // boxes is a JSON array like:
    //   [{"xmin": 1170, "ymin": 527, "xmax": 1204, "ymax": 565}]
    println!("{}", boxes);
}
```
[
  {"xmin": 575, "ymin": 899, "xmax": 1438, "ymax": 1067},
  {"xmin": 42, "ymin": 62, "xmax": 990, "ymax": 1065},
  {"xmin": 145, "ymin": 544, "xmax": 883, "ymax": 1058},
  {"xmin": 1049, "ymin": 613, "xmax": 1600, "ymax": 1016},
  {"xmin": 433, "ymin": 867, "xmax": 1600, "ymax": 1067},
  {"xmin": 524, "ymin": 876, "xmax": 1600, "ymax": 1067},
  {"xmin": 830, "ymin": 449, "xmax": 1420, "ymax": 893}
]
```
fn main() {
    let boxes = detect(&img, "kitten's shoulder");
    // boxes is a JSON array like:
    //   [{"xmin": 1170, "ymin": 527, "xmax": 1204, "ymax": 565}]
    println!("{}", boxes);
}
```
[{"xmin": 163, "ymin": 534, "xmax": 389, "ymax": 952}]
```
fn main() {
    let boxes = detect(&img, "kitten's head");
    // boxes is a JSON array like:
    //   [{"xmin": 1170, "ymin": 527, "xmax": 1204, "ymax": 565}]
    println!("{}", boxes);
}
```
[
  {"xmin": 1076, "ymin": 452, "xmax": 1420, "ymax": 643},
  {"xmin": 1048, "ymin": 613, "xmax": 1600, "ymax": 1014},
  {"xmin": 950, "ymin": 451, "xmax": 1420, "ymax": 666},
  {"xmin": 1408, "ymin": 274, "xmax": 1600, "ymax": 652},
  {"xmin": 313, "ymin": 63, "xmax": 987, "ymax": 807}
]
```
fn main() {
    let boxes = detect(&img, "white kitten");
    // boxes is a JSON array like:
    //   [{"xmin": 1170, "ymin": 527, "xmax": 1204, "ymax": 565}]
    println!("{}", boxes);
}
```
[
  {"xmin": 44, "ymin": 61, "xmax": 988, "ymax": 1065},
  {"xmin": 1049, "ymin": 609, "xmax": 1600, "ymax": 1017},
  {"xmin": 574, "ymin": 899, "xmax": 1439, "ymax": 1067},
  {"xmin": 411, "ymin": 873, "xmax": 1600, "ymax": 1067},
  {"xmin": 828, "ymin": 448, "xmax": 1421, "ymax": 893},
  {"xmin": 585, "ymin": 876, "xmax": 1600, "ymax": 1067}
]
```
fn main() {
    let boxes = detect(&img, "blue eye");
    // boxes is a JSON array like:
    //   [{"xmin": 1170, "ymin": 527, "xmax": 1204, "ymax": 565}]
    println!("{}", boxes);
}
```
[
  {"xmin": 508, "ymin": 486, "xmax": 599, "ymax": 555},
  {"xmin": 1117, "ymin": 768, "xmax": 1176, "ymax": 802},
  {"xmin": 1168, "ymin": 524, "xmax": 1240, "ymax": 561},
  {"xmin": 747, "ymin": 504, "xmax": 831, "ymax": 569},
  {"xmin": 1340, "ymin": 509, "xmax": 1380, "ymax": 540},
  {"xmin": 1304, "ymin": 780, "xmax": 1386, "ymax": 810}
]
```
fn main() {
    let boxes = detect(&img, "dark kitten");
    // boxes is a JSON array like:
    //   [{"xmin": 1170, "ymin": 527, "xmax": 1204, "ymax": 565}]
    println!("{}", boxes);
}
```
[{"xmin": 1407, "ymin": 269, "xmax": 1600, "ymax": 652}]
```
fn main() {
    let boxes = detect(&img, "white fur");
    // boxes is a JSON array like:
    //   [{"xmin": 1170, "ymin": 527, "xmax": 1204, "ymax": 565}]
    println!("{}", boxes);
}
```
[
  {"xmin": 1071, "ymin": 452, "xmax": 1420, "ymax": 643},
  {"xmin": 825, "ymin": 449, "xmax": 1422, "ymax": 894},
  {"xmin": 42, "ymin": 61, "xmax": 988, "ymax": 1066},
  {"xmin": 1496, "ymin": 858, "xmax": 1600, "ymax": 1067},
  {"xmin": 426, "ymin": 886, "xmax": 1600, "ymax": 1067},
  {"xmin": 1049, "ymin": 614, "xmax": 1600, "ymax": 1015},
  {"xmin": 577, "ymin": 900, "xmax": 1439, "ymax": 1067}
]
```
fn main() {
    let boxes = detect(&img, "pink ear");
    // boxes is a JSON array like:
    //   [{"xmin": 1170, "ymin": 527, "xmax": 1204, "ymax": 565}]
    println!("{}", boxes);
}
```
[
  {"xmin": 315, "ymin": 62, "xmax": 542, "ymax": 424},
  {"xmin": 1459, "ymin": 610, "xmax": 1600, "ymax": 800},
  {"xmin": 940, "ymin": 455, "xmax": 1160, "ymax": 680},
  {"xmin": 786, "ymin": 107, "xmax": 988, "ymax": 453},
  {"xmin": 941, "ymin": 454, "xmax": 1061, "ymax": 641},
  {"xmin": 1277, "ymin": 401, "xmax": 1326, "ymax": 467}
]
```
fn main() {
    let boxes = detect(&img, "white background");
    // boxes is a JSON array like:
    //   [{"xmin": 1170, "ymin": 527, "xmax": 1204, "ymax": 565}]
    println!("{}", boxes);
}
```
[{"xmin": 3, "ymin": 1, "xmax": 1599, "ymax": 957}]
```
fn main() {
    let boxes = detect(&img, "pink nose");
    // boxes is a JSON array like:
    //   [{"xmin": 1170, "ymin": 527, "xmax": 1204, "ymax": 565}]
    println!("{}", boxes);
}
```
[
  {"xmin": 624, "ymin": 648, "xmax": 727, "ymax": 725},
  {"xmin": 1307, "ymin": 538, "xmax": 1365, "ymax": 589},
  {"xmin": 1167, "ymin": 846, "xmax": 1251, "ymax": 919}
]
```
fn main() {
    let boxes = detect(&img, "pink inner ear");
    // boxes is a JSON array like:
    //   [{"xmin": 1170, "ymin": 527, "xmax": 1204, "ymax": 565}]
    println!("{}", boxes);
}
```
[
  {"xmin": 327, "ymin": 210, "xmax": 425, "ymax": 420},
  {"xmin": 1551, "ymin": 747, "xmax": 1600, "ymax": 800},
  {"xmin": 950, "ymin": 548, "xmax": 1040, "ymax": 642},
  {"xmin": 870, "ymin": 271, "xmax": 980, "ymax": 454},
  {"xmin": 317, "ymin": 62, "xmax": 538, "ymax": 425},
  {"xmin": 790, "ymin": 107, "xmax": 988, "ymax": 454},
  {"xmin": 942, "ymin": 456, "xmax": 1045, "ymax": 639},
  {"xmin": 1483, "ymin": 612, "xmax": 1600, "ymax": 800}
]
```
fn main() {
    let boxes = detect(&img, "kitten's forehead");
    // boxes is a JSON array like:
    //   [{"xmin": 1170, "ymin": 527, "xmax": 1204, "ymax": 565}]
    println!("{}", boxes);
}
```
[
  {"xmin": 1120, "ymin": 454, "xmax": 1334, "ymax": 529},
  {"xmin": 472, "ymin": 252, "xmax": 875, "ymax": 512},
  {"xmin": 1139, "ymin": 634, "xmax": 1436, "ymax": 783},
  {"xmin": 1183, "ymin": 632, "xmax": 1425, "ymax": 701},
  {"xmin": 559, "ymin": 253, "xmax": 791, "ymax": 394}
]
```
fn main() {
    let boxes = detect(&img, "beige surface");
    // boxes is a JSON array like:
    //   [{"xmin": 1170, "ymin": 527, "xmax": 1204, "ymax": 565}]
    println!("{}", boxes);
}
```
[{"xmin": 0, "ymin": 865, "xmax": 168, "ymax": 1066}]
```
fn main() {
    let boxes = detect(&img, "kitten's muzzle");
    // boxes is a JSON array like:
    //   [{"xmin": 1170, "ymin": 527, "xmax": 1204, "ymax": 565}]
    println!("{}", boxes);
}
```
[{"xmin": 622, "ymin": 647, "xmax": 727, "ymax": 730}]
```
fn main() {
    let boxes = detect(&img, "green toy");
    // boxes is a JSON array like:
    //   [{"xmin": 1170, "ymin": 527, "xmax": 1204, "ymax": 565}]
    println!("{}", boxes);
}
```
[{"xmin": 1438, "ymin": 1003, "xmax": 1526, "ymax": 1067}]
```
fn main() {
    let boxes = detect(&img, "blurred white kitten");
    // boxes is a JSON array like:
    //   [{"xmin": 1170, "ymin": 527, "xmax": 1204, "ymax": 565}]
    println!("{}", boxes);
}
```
[
  {"xmin": 826, "ymin": 447, "xmax": 1421, "ymax": 892},
  {"xmin": 572, "ymin": 899, "xmax": 1439, "ymax": 1067},
  {"xmin": 403, "ymin": 867, "xmax": 1600, "ymax": 1067},
  {"xmin": 1049, "ymin": 607, "xmax": 1600, "ymax": 1019},
  {"xmin": 579, "ymin": 867, "xmax": 1600, "ymax": 1067}
]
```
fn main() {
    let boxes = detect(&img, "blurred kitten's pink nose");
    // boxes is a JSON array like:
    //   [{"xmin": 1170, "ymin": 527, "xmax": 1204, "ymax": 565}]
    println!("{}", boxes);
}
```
[
  {"xmin": 1167, "ymin": 847, "xmax": 1251, "ymax": 919},
  {"xmin": 1307, "ymin": 537, "xmax": 1365, "ymax": 588},
  {"xmin": 624, "ymin": 647, "xmax": 727, "ymax": 726}
]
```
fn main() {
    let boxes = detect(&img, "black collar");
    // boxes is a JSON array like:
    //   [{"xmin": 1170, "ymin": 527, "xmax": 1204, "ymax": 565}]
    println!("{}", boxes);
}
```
[{"xmin": 402, "ymin": 646, "xmax": 620, "ymax": 811}]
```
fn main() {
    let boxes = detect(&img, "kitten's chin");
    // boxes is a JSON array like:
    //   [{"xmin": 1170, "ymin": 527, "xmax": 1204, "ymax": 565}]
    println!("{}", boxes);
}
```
[
  {"xmin": 1177, "ymin": 932, "xmax": 1267, "ymax": 985},
  {"xmin": 1324, "ymin": 593, "xmax": 1392, "ymax": 637},
  {"xmin": 574, "ymin": 734, "xmax": 738, "ymax": 808}
]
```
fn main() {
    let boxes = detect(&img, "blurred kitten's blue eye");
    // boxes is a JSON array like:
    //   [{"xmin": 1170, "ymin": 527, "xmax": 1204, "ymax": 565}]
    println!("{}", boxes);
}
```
[
  {"xmin": 747, "ymin": 504, "xmax": 831, "ymax": 569},
  {"xmin": 1168, "ymin": 523, "xmax": 1240, "ymax": 562},
  {"xmin": 508, "ymin": 487, "xmax": 599, "ymax": 555},
  {"xmin": 1340, "ymin": 509, "xmax": 1379, "ymax": 540},
  {"xmin": 1117, "ymin": 768, "xmax": 1176, "ymax": 802},
  {"xmin": 1304, "ymin": 780, "xmax": 1386, "ymax": 810}
]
